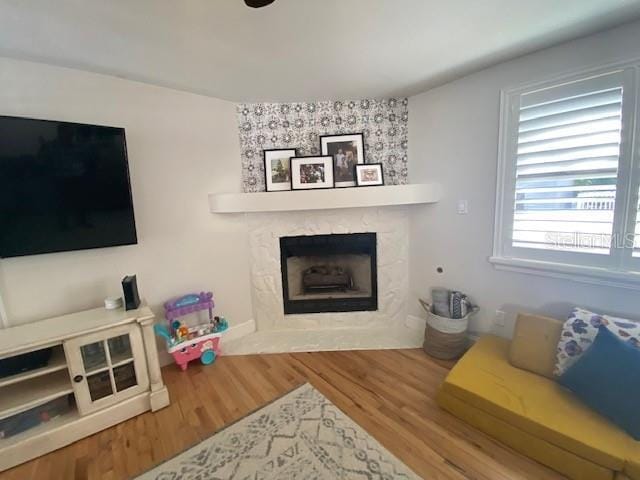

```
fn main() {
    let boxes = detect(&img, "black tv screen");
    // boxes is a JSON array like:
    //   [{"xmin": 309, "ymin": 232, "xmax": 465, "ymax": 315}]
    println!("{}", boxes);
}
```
[{"xmin": 0, "ymin": 116, "xmax": 137, "ymax": 257}]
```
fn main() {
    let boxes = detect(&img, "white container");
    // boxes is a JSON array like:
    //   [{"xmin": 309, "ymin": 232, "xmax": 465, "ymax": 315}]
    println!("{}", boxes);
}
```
[{"xmin": 104, "ymin": 296, "xmax": 123, "ymax": 310}]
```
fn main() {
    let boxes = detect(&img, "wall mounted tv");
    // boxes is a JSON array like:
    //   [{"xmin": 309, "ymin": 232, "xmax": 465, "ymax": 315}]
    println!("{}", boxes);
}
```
[{"xmin": 0, "ymin": 115, "xmax": 137, "ymax": 258}]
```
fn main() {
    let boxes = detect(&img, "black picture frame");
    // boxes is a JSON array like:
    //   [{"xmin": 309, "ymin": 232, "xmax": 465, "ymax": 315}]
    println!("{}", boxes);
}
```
[
  {"xmin": 290, "ymin": 156, "xmax": 335, "ymax": 190},
  {"xmin": 355, "ymin": 163, "xmax": 385, "ymax": 187},
  {"xmin": 263, "ymin": 148, "xmax": 297, "ymax": 192},
  {"xmin": 319, "ymin": 132, "xmax": 365, "ymax": 188}
]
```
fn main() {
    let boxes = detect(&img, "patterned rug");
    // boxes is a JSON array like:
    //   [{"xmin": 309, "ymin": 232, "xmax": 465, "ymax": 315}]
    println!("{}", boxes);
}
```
[{"xmin": 137, "ymin": 383, "xmax": 420, "ymax": 479}]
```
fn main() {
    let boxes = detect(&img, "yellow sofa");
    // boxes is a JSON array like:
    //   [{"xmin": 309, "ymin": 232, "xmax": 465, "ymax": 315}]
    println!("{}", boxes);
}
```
[{"xmin": 436, "ymin": 335, "xmax": 639, "ymax": 480}]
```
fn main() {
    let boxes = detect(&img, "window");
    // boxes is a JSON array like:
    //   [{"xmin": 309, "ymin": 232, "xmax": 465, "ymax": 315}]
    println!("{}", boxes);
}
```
[{"xmin": 492, "ymin": 63, "xmax": 640, "ymax": 288}]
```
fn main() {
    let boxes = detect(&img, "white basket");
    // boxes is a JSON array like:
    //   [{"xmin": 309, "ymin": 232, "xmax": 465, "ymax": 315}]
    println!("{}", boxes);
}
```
[
  {"xmin": 419, "ymin": 298, "xmax": 479, "ymax": 360},
  {"xmin": 419, "ymin": 298, "xmax": 478, "ymax": 333}
]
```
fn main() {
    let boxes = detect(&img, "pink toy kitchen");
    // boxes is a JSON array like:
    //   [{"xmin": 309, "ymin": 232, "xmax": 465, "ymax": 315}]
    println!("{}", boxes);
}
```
[{"xmin": 154, "ymin": 292, "xmax": 228, "ymax": 371}]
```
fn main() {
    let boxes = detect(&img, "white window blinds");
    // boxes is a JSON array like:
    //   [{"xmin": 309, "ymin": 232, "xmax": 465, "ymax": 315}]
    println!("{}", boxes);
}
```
[
  {"xmin": 635, "ymin": 193, "xmax": 640, "ymax": 258},
  {"xmin": 513, "ymin": 87, "xmax": 623, "ymax": 254},
  {"xmin": 493, "ymin": 63, "xmax": 640, "ymax": 287}
]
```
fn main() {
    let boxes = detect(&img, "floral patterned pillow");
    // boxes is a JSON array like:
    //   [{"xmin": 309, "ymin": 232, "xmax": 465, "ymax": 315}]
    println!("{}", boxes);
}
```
[{"xmin": 555, "ymin": 307, "xmax": 640, "ymax": 376}]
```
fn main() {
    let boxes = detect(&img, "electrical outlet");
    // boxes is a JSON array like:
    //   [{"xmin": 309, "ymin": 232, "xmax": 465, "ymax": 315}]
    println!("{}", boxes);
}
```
[{"xmin": 495, "ymin": 310, "xmax": 506, "ymax": 327}]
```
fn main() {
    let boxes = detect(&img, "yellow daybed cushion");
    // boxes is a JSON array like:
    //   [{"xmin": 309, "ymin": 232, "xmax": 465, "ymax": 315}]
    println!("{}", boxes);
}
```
[
  {"xmin": 439, "ymin": 335, "xmax": 634, "ymax": 472},
  {"xmin": 437, "ymin": 389, "xmax": 614, "ymax": 480},
  {"xmin": 626, "ymin": 445, "xmax": 640, "ymax": 480}
]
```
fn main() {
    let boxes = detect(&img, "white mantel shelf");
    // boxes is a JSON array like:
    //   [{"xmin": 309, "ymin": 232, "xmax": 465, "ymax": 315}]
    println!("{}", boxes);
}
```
[{"xmin": 209, "ymin": 183, "xmax": 441, "ymax": 213}]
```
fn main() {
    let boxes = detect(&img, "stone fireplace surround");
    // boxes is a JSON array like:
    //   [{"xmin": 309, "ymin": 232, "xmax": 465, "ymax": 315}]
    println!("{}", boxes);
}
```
[{"xmin": 223, "ymin": 205, "xmax": 424, "ymax": 354}]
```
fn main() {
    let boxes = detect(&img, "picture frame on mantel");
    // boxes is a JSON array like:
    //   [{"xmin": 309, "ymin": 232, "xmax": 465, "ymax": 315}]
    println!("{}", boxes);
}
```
[
  {"xmin": 290, "ymin": 156, "xmax": 335, "ymax": 190},
  {"xmin": 356, "ymin": 163, "xmax": 385, "ymax": 187},
  {"xmin": 263, "ymin": 148, "xmax": 297, "ymax": 192},
  {"xmin": 320, "ymin": 133, "xmax": 365, "ymax": 188}
]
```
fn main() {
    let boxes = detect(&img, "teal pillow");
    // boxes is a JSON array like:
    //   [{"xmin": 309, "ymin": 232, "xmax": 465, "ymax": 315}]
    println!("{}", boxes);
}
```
[{"xmin": 559, "ymin": 325, "xmax": 640, "ymax": 440}]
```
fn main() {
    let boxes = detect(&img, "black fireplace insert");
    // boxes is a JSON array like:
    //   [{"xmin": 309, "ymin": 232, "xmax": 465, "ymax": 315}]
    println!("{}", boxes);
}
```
[{"xmin": 280, "ymin": 233, "xmax": 377, "ymax": 314}]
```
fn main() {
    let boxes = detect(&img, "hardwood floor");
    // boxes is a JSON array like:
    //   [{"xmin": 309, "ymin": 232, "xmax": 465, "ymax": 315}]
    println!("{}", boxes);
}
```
[{"xmin": 0, "ymin": 349, "xmax": 565, "ymax": 480}]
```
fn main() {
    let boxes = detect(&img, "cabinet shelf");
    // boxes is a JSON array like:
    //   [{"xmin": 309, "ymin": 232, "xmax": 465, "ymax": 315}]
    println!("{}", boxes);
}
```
[
  {"xmin": 0, "ymin": 346, "xmax": 67, "ymax": 389},
  {"xmin": 0, "ymin": 370, "xmax": 73, "ymax": 421},
  {"xmin": 0, "ymin": 304, "xmax": 166, "ymax": 473},
  {"xmin": 0, "ymin": 408, "xmax": 78, "ymax": 450}
]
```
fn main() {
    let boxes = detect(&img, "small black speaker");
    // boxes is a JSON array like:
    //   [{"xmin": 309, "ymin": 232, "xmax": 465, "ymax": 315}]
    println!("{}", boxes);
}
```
[{"xmin": 122, "ymin": 275, "xmax": 141, "ymax": 311}]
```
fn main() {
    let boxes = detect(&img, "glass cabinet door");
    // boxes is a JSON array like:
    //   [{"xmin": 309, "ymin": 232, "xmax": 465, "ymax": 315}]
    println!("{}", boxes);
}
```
[
  {"xmin": 64, "ymin": 324, "xmax": 149, "ymax": 415},
  {"xmin": 108, "ymin": 335, "xmax": 132, "ymax": 365},
  {"xmin": 86, "ymin": 369, "xmax": 113, "ymax": 401},
  {"xmin": 80, "ymin": 342, "xmax": 108, "ymax": 372}
]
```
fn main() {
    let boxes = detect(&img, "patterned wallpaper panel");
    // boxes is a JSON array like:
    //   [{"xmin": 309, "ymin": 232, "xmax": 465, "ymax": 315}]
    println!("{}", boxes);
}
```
[{"xmin": 236, "ymin": 98, "xmax": 409, "ymax": 192}]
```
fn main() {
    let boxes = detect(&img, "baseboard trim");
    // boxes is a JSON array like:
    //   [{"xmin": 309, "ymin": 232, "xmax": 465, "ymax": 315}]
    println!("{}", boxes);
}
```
[
  {"xmin": 157, "ymin": 318, "xmax": 257, "ymax": 367},
  {"xmin": 224, "ymin": 318, "xmax": 257, "ymax": 342}
]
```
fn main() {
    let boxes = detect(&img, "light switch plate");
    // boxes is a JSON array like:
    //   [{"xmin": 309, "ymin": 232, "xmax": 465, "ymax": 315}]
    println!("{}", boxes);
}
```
[{"xmin": 457, "ymin": 199, "xmax": 468, "ymax": 215}]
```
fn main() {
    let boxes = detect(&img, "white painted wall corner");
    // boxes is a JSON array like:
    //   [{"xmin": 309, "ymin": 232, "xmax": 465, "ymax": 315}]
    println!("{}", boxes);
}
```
[{"xmin": 405, "ymin": 314, "xmax": 426, "ymax": 331}]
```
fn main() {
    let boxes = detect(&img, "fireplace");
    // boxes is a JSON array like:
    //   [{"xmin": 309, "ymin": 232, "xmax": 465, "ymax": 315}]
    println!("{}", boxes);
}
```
[{"xmin": 280, "ymin": 233, "xmax": 378, "ymax": 314}]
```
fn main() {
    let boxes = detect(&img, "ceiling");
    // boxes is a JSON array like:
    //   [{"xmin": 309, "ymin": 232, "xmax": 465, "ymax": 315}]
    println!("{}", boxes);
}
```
[{"xmin": 1, "ymin": 0, "xmax": 639, "ymax": 103}]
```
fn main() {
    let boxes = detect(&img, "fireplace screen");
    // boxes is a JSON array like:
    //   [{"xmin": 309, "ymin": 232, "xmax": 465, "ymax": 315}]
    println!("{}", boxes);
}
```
[{"xmin": 280, "ymin": 233, "xmax": 377, "ymax": 314}]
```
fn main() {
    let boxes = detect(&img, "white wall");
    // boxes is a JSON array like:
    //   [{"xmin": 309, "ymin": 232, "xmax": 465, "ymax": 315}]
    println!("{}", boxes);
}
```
[
  {"xmin": 409, "ymin": 20, "xmax": 640, "ymax": 335},
  {"xmin": 0, "ymin": 57, "xmax": 252, "ymax": 329}
]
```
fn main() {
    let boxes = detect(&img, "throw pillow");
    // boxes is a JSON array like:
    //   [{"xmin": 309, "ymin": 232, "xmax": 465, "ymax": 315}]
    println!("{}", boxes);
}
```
[
  {"xmin": 509, "ymin": 313, "xmax": 563, "ymax": 379},
  {"xmin": 559, "ymin": 326, "xmax": 640, "ymax": 440},
  {"xmin": 555, "ymin": 307, "xmax": 640, "ymax": 376}
]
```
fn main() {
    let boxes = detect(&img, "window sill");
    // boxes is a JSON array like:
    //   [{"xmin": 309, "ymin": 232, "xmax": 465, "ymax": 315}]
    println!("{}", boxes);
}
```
[{"xmin": 488, "ymin": 256, "xmax": 640, "ymax": 291}]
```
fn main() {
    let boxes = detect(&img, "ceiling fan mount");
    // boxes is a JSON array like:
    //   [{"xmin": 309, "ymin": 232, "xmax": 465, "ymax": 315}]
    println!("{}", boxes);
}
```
[{"xmin": 244, "ymin": 0, "xmax": 276, "ymax": 8}]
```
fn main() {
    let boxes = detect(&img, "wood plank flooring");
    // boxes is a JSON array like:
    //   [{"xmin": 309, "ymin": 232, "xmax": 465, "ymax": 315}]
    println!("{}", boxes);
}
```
[{"xmin": 0, "ymin": 349, "xmax": 565, "ymax": 479}]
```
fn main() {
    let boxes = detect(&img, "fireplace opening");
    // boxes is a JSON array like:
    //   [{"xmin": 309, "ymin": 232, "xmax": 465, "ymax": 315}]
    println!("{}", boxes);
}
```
[{"xmin": 280, "ymin": 233, "xmax": 377, "ymax": 314}]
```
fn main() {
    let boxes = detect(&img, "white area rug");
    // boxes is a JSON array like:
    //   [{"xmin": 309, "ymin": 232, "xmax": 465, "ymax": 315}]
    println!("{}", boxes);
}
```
[{"xmin": 137, "ymin": 383, "xmax": 420, "ymax": 479}]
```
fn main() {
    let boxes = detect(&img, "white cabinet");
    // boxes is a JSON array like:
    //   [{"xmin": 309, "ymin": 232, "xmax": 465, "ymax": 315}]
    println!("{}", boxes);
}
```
[
  {"xmin": 64, "ymin": 323, "xmax": 149, "ymax": 415},
  {"xmin": 0, "ymin": 304, "xmax": 169, "ymax": 472}
]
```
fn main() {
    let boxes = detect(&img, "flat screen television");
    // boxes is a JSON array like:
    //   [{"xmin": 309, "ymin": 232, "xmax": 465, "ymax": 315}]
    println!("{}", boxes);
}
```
[{"xmin": 0, "ymin": 115, "xmax": 137, "ymax": 258}]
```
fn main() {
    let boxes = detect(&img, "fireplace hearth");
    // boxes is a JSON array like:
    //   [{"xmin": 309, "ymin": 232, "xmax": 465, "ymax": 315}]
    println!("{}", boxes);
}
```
[{"xmin": 280, "ymin": 233, "xmax": 377, "ymax": 314}]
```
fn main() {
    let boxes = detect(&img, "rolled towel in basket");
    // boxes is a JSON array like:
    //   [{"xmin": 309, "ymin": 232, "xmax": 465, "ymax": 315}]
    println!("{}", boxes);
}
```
[
  {"xmin": 431, "ymin": 287, "xmax": 451, "ymax": 318},
  {"xmin": 449, "ymin": 291, "xmax": 471, "ymax": 319}
]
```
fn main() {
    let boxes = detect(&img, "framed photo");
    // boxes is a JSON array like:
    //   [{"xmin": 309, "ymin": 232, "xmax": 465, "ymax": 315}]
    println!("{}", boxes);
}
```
[
  {"xmin": 319, "ymin": 133, "xmax": 364, "ymax": 188},
  {"xmin": 290, "ymin": 156, "xmax": 334, "ymax": 190},
  {"xmin": 263, "ymin": 148, "xmax": 297, "ymax": 192},
  {"xmin": 355, "ymin": 163, "xmax": 384, "ymax": 186}
]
